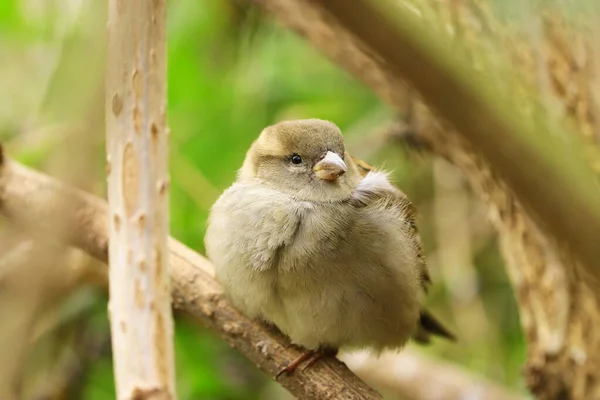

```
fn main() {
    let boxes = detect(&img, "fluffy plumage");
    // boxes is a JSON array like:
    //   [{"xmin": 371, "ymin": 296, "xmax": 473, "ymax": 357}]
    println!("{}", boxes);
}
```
[{"xmin": 205, "ymin": 119, "xmax": 453, "ymax": 362}]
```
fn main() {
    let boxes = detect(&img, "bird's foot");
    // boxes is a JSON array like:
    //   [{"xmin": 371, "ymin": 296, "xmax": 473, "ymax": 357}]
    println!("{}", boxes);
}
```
[
  {"xmin": 275, "ymin": 347, "xmax": 337, "ymax": 379},
  {"xmin": 276, "ymin": 350, "xmax": 314, "ymax": 379},
  {"xmin": 300, "ymin": 351, "xmax": 327, "ymax": 372}
]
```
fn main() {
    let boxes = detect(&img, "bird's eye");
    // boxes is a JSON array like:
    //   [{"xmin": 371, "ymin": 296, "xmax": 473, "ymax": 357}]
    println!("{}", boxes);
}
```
[{"xmin": 291, "ymin": 154, "xmax": 302, "ymax": 164}]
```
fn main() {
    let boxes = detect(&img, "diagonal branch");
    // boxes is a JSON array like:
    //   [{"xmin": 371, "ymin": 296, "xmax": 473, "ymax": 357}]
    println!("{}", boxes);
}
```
[
  {"xmin": 0, "ymin": 151, "xmax": 381, "ymax": 400},
  {"xmin": 257, "ymin": 0, "xmax": 600, "ymax": 287},
  {"xmin": 313, "ymin": 0, "xmax": 600, "ymax": 283},
  {"xmin": 0, "ymin": 147, "xmax": 529, "ymax": 400}
]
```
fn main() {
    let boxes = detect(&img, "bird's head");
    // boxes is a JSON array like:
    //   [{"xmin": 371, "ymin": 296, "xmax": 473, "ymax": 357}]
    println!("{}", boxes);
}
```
[{"xmin": 239, "ymin": 119, "xmax": 360, "ymax": 202}]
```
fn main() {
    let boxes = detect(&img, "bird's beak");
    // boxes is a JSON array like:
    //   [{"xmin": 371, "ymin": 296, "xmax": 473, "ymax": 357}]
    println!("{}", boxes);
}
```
[{"xmin": 313, "ymin": 151, "xmax": 347, "ymax": 181}]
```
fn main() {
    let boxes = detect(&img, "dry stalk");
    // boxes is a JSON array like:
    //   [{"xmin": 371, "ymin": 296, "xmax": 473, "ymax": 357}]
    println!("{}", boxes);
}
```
[{"xmin": 105, "ymin": 0, "xmax": 177, "ymax": 398}]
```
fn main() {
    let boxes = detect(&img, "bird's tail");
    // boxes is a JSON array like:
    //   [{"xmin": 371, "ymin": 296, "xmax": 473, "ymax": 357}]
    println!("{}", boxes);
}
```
[{"xmin": 411, "ymin": 309, "xmax": 456, "ymax": 344}]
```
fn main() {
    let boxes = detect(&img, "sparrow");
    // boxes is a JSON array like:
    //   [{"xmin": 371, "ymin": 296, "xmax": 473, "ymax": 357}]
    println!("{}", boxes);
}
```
[{"xmin": 205, "ymin": 119, "xmax": 454, "ymax": 376}]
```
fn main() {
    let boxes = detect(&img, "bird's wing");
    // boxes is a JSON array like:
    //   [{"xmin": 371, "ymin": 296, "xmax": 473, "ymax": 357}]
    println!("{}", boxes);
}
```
[
  {"xmin": 349, "ymin": 154, "xmax": 455, "ymax": 343},
  {"xmin": 350, "ymin": 155, "xmax": 430, "ymax": 292}
]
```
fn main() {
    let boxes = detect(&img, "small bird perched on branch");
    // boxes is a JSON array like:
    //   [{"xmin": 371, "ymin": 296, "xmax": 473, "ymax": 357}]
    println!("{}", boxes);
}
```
[{"xmin": 205, "ymin": 119, "xmax": 454, "ymax": 376}]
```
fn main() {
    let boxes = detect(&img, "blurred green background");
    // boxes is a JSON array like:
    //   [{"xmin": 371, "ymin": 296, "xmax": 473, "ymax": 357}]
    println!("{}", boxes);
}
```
[{"xmin": 0, "ymin": 0, "xmax": 528, "ymax": 399}]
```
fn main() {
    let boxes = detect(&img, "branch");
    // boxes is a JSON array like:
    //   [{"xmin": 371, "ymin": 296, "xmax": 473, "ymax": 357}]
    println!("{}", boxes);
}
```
[
  {"xmin": 342, "ymin": 349, "xmax": 525, "ymax": 400},
  {"xmin": 106, "ymin": 0, "xmax": 176, "ymax": 397},
  {"xmin": 0, "ymin": 147, "xmax": 529, "ymax": 400},
  {"xmin": 259, "ymin": 0, "xmax": 600, "ymax": 286},
  {"xmin": 0, "ymin": 153, "xmax": 382, "ymax": 400}
]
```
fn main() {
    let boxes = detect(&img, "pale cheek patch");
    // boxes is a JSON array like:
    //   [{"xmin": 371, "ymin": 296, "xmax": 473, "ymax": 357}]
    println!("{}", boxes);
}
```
[{"xmin": 354, "ymin": 171, "xmax": 395, "ymax": 201}]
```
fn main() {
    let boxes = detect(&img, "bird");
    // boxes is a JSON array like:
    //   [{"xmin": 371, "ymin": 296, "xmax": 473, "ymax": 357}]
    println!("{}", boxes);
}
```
[{"xmin": 205, "ymin": 119, "xmax": 454, "ymax": 377}]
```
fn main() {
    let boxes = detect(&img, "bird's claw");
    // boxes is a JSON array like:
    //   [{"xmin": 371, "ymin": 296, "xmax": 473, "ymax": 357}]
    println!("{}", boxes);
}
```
[
  {"xmin": 275, "ymin": 350, "xmax": 315, "ymax": 379},
  {"xmin": 275, "ymin": 347, "xmax": 337, "ymax": 379},
  {"xmin": 300, "ymin": 352, "xmax": 325, "ymax": 372}
]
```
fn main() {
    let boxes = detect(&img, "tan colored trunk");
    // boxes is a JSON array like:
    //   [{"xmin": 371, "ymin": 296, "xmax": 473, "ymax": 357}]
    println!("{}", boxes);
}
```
[{"xmin": 105, "ymin": 0, "xmax": 176, "ymax": 398}]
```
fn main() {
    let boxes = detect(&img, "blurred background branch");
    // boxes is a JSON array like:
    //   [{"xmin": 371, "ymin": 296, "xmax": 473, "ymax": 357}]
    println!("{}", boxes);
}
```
[
  {"xmin": 246, "ymin": 0, "xmax": 600, "ymax": 398},
  {"xmin": 311, "ymin": 0, "xmax": 600, "ymax": 285},
  {"xmin": 342, "ymin": 349, "xmax": 524, "ymax": 400}
]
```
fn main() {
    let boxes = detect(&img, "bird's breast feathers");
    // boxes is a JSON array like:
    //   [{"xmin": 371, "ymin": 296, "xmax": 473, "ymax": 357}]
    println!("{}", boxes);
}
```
[
  {"xmin": 207, "ymin": 171, "xmax": 413, "ymax": 275},
  {"xmin": 205, "ymin": 174, "xmax": 422, "ymax": 349}
]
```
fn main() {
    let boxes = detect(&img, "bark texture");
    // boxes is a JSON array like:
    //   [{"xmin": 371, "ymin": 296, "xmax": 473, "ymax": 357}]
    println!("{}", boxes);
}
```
[
  {"xmin": 247, "ymin": 0, "xmax": 600, "ymax": 398},
  {"xmin": 106, "ymin": 0, "xmax": 176, "ymax": 398}
]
